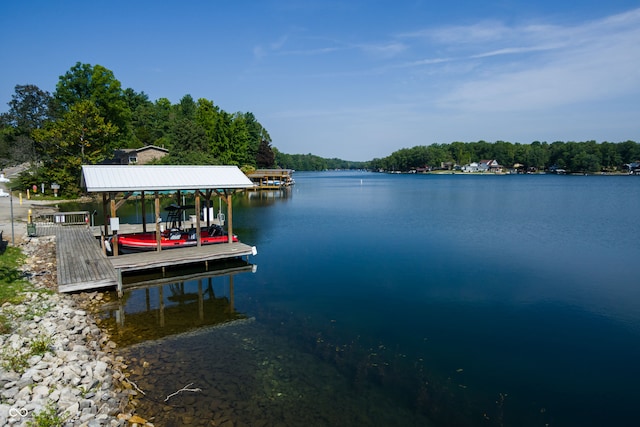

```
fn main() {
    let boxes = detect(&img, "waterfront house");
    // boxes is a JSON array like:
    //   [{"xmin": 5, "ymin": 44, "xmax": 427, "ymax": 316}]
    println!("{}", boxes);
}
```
[
  {"xmin": 462, "ymin": 162, "xmax": 480, "ymax": 173},
  {"xmin": 479, "ymin": 159, "xmax": 503, "ymax": 173},
  {"xmin": 107, "ymin": 145, "xmax": 169, "ymax": 165}
]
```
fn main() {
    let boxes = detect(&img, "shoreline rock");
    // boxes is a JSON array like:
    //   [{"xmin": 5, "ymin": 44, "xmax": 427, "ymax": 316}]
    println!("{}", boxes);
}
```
[{"xmin": 0, "ymin": 235, "xmax": 149, "ymax": 426}]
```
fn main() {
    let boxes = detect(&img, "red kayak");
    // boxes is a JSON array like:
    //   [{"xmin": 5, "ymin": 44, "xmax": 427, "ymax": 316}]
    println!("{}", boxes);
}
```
[{"xmin": 114, "ymin": 224, "xmax": 238, "ymax": 253}]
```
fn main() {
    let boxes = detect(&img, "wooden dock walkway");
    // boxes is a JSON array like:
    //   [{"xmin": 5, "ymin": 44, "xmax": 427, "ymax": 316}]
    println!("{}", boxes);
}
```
[
  {"xmin": 109, "ymin": 242, "xmax": 256, "ymax": 296},
  {"xmin": 56, "ymin": 227, "xmax": 118, "ymax": 293},
  {"xmin": 109, "ymin": 242, "xmax": 256, "ymax": 273},
  {"xmin": 56, "ymin": 226, "xmax": 257, "ymax": 294}
]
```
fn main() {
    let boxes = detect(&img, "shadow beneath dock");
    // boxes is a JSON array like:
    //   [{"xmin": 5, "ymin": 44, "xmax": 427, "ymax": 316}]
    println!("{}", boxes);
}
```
[{"xmin": 96, "ymin": 259, "xmax": 256, "ymax": 347}]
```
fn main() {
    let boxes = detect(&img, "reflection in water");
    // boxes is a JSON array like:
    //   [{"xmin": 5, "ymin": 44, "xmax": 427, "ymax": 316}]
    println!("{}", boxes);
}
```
[
  {"xmin": 98, "ymin": 259, "xmax": 256, "ymax": 347},
  {"xmin": 245, "ymin": 188, "xmax": 292, "ymax": 201}
]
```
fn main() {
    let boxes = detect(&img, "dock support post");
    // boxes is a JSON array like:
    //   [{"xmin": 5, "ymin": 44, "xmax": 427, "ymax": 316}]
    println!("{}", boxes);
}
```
[
  {"xmin": 110, "ymin": 194, "xmax": 119, "ymax": 257},
  {"xmin": 155, "ymin": 192, "xmax": 162, "ymax": 252},
  {"xmin": 141, "ymin": 191, "xmax": 147, "ymax": 233},
  {"xmin": 195, "ymin": 191, "xmax": 202, "ymax": 247},
  {"xmin": 117, "ymin": 268, "xmax": 123, "ymax": 298},
  {"xmin": 227, "ymin": 192, "xmax": 233, "ymax": 244}
]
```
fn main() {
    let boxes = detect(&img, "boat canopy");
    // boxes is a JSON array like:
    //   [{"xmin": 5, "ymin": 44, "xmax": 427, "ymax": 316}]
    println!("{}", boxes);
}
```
[{"xmin": 81, "ymin": 165, "xmax": 254, "ymax": 193}]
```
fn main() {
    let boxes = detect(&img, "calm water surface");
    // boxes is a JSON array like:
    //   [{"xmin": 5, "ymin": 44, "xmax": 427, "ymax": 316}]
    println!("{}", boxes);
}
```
[{"xmin": 86, "ymin": 172, "xmax": 640, "ymax": 426}]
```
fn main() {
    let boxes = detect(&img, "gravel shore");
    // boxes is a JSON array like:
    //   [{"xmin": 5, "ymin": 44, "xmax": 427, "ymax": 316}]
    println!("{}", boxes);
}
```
[{"xmin": 0, "ymin": 235, "xmax": 149, "ymax": 426}]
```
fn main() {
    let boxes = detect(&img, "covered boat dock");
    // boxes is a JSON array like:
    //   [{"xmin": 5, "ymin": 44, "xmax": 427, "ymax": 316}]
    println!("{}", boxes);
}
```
[
  {"xmin": 81, "ymin": 165, "xmax": 255, "ymax": 255},
  {"xmin": 59, "ymin": 165, "xmax": 258, "ymax": 295},
  {"xmin": 246, "ymin": 168, "xmax": 294, "ymax": 190}
]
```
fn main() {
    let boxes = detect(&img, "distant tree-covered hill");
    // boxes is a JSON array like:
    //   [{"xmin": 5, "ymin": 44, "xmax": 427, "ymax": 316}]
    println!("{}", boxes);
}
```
[{"xmin": 274, "ymin": 149, "xmax": 368, "ymax": 171}]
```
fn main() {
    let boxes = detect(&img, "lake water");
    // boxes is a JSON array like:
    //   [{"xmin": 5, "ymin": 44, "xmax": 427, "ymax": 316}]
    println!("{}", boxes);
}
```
[{"xmin": 79, "ymin": 172, "xmax": 640, "ymax": 426}]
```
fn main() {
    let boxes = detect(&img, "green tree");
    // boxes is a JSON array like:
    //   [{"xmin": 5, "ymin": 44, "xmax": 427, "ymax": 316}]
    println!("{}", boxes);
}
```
[
  {"xmin": 123, "ymin": 88, "xmax": 154, "ymax": 147},
  {"xmin": 210, "ymin": 110, "xmax": 232, "ymax": 160},
  {"xmin": 548, "ymin": 141, "xmax": 568, "ymax": 169},
  {"xmin": 243, "ymin": 112, "xmax": 270, "ymax": 165},
  {"xmin": 527, "ymin": 141, "xmax": 549, "ymax": 170},
  {"xmin": 449, "ymin": 141, "xmax": 471, "ymax": 165},
  {"xmin": 599, "ymin": 141, "xmax": 622, "ymax": 171},
  {"xmin": 4, "ymin": 84, "xmax": 52, "ymax": 133},
  {"xmin": 426, "ymin": 144, "xmax": 450, "ymax": 167},
  {"xmin": 152, "ymin": 98, "xmax": 174, "ymax": 149},
  {"xmin": 0, "ymin": 84, "xmax": 52, "ymax": 163},
  {"xmin": 256, "ymin": 139, "xmax": 275, "ymax": 168},
  {"xmin": 493, "ymin": 140, "xmax": 515, "ymax": 167},
  {"xmin": 572, "ymin": 151, "xmax": 601, "ymax": 173},
  {"xmin": 130, "ymin": 101, "xmax": 158, "ymax": 147},
  {"xmin": 195, "ymin": 98, "xmax": 221, "ymax": 160},
  {"xmin": 227, "ymin": 113, "xmax": 251, "ymax": 165},
  {"xmin": 620, "ymin": 140, "xmax": 640, "ymax": 162},
  {"xmin": 170, "ymin": 118, "xmax": 207, "ymax": 155},
  {"xmin": 176, "ymin": 94, "xmax": 197, "ymax": 120},
  {"xmin": 470, "ymin": 140, "xmax": 493, "ymax": 161},
  {"xmin": 52, "ymin": 62, "xmax": 131, "ymax": 144},
  {"xmin": 32, "ymin": 100, "xmax": 117, "ymax": 195}
]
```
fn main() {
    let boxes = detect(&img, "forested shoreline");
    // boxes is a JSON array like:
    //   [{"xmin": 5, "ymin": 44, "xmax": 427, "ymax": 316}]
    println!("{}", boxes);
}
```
[
  {"xmin": 1, "ymin": 62, "xmax": 638, "ymax": 197},
  {"xmin": 370, "ymin": 140, "xmax": 640, "ymax": 174}
]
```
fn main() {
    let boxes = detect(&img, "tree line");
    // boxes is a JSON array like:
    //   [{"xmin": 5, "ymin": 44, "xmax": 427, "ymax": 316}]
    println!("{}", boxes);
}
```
[
  {"xmin": 369, "ymin": 140, "xmax": 640, "ymax": 173},
  {"xmin": 274, "ymin": 151, "xmax": 368, "ymax": 171},
  {"xmin": 0, "ymin": 62, "xmax": 277, "ymax": 196},
  {"xmin": 2, "ymin": 63, "xmax": 638, "ymax": 197}
]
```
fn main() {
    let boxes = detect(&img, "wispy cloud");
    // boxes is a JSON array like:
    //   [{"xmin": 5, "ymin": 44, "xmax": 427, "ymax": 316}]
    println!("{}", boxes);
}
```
[
  {"xmin": 409, "ymin": 8, "xmax": 640, "ymax": 112},
  {"xmin": 253, "ymin": 35, "xmax": 290, "ymax": 58},
  {"xmin": 469, "ymin": 44, "xmax": 560, "ymax": 59},
  {"xmin": 255, "ymin": 35, "xmax": 408, "ymax": 60},
  {"xmin": 253, "ymin": 33, "xmax": 346, "ymax": 59},
  {"xmin": 402, "ymin": 21, "xmax": 511, "ymax": 45},
  {"xmin": 359, "ymin": 41, "xmax": 407, "ymax": 58},
  {"xmin": 256, "ymin": 7, "xmax": 640, "ymax": 157}
]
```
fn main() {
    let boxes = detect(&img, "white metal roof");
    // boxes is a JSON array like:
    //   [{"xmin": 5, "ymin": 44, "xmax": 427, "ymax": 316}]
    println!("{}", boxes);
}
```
[{"xmin": 81, "ymin": 165, "xmax": 255, "ymax": 192}]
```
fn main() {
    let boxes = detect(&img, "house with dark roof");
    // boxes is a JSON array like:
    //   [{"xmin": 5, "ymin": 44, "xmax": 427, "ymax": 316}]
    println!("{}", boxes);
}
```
[{"xmin": 107, "ymin": 145, "xmax": 169, "ymax": 165}]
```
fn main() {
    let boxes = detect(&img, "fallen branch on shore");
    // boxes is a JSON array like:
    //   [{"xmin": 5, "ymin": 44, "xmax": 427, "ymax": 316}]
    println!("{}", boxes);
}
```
[
  {"xmin": 115, "ymin": 369, "xmax": 146, "ymax": 396},
  {"xmin": 164, "ymin": 383, "xmax": 202, "ymax": 402},
  {"xmin": 126, "ymin": 377, "xmax": 146, "ymax": 396}
]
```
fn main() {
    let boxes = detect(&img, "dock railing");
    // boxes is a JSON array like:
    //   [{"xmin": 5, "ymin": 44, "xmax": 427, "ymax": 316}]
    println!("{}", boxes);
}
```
[{"xmin": 29, "ymin": 211, "xmax": 90, "ymax": 236}]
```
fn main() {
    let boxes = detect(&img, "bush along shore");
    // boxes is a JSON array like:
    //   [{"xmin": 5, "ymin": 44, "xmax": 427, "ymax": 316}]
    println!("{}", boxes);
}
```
[{"xmin": 0, "ymin": 236, "xmax": 150, "ymax": 426}]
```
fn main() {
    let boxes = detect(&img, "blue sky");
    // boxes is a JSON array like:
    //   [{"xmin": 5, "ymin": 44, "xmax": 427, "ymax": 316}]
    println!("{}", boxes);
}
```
[{"xmin": 1, "ymin": 1, "xmax": 639, "ymax": 161}]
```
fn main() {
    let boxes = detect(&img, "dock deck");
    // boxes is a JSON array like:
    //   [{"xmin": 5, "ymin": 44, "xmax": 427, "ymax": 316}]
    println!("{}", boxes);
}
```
[
  {"xmin": 109, "ymin": 242, "xmax": 256, "ymax": 273},
  {"xmin": 56, "ymin": 226, "xmax": 256, "ymax": 294},
  {"xmin": 56, "ymin": 227, "xmax": 118, "ymax": 293}
]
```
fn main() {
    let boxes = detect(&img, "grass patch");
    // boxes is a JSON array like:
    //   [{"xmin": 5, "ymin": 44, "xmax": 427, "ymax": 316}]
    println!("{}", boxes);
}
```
[
  {"xmin": 1, "ymin": 349, "xmax": 30, "ymax": 373},
  {"xmin": 0, "ymin": 246, "xmax": 29, "ymax": 305},
  {"xmin": 1, "ymin": 333, "xmax": 54, "ymax": 373},
  {"xmin": 30, "ymin": 334, "xmax": 53, "ymax": 356},
  {"xmin": 27, "ymin": 401, "xmax": 66, "ymax": 427}
]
